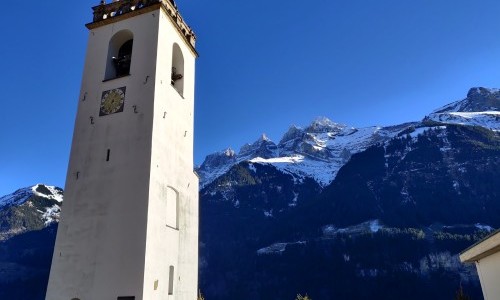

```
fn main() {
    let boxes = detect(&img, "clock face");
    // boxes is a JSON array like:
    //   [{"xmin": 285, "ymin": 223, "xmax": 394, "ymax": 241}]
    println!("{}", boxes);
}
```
[{"xmin": 100, "ymin": 87, "xmax": 126, "ymax": 116}]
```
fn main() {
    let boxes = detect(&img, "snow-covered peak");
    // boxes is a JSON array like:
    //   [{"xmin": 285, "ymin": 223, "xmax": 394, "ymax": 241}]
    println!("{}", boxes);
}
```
[
  {"xmin": 199, "ymin": 86, "xmax": 500, "ymax": 189},
  {"xmin": 239, "ymin": 135, "xmax": 277, "ymax": 160},
  {"xmin": 197, "ymin": 148, "xmax": 238, "ymax": 185},
  {"xmin": 260, "ymin": 133, "xmax": 271, "ymax": 142},
  {"xmin": 198, "ymin": 116, "xmax": 414, "ymax": 188},
  {"xmin": 32, "ymin": 184, "xmax": 63, "ymax": 203},
  {"xmin": 244, "ymin": 134, "xmax": 275, "ymax": 147},
  {"xmin": 426, "ymin": 87, "xmax": 500, "ymax": 131},
  {"xmin": 466, "ymin": 87, "xmax": 500, "ymax": 102},
  {"xmin": 223, "ymin": 148, "xmax": 236, "ymax": 157},
  {"xmin": 200, "ymin": 148, "xmax": 236, "ymax": 167},
  {"xmin": 279, "ymin": 125, "xmax": 304, "ymax": 145},
  {"xmin": 432, "ymin": 87, "xmax": 500, "ymax": 114},
  {"xmin": 0, "ymin": 184, "xmax": 63, "ymax": 238},
  {"xmin": 0, "ymin": 184, "xmax": 63, "ymax": 210},
  {"xmin": 304, "ymin": 117, "xmax": 347, "ymax": 134}
]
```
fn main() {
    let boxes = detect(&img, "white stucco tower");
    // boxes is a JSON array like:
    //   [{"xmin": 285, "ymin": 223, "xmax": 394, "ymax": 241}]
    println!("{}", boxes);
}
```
[{"xmin": 46, "ymin": 1, "xmax": 198, "ymax": 299}]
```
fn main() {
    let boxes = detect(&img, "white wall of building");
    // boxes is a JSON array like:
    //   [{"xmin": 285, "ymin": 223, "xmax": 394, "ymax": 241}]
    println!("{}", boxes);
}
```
[
  {"xmin": 475, "ymin": 251, "xmax": 500, "ymax": 300},
  {"xmin": 46, "ymin": 6, "xmax": 198, "ymax": 300},
  {"xmin": 142, "ymin": 8, "xmax": 198, "ymax": 300}
]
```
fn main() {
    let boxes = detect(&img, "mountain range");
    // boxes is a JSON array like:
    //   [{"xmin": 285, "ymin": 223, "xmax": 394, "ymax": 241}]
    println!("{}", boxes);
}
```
[
  {"xmin": 0, "ymin": 87, "xmax": 499, "ymax": 299},
  {"xmin": 197, "ymin": 87, "xmax": 499, "ymax": 299}
]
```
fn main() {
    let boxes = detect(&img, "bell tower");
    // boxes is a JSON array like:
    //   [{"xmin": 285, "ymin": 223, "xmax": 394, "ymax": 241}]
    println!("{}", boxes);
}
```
[{"xmin": 46, "ymin": 1, "xmax": 199, "ymax": 299}]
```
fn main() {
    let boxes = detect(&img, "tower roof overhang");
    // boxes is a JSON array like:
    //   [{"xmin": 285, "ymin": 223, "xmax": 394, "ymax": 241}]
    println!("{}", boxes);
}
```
[{"xmin": 86, "ymin": 0, "xmax": 198, "ymax": 57}]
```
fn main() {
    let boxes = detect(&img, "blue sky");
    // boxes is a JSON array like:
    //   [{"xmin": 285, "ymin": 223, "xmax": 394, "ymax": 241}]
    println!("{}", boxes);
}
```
[{"xmin": 2, "ymin": 0, "xmax": 500, "ymax": 195}]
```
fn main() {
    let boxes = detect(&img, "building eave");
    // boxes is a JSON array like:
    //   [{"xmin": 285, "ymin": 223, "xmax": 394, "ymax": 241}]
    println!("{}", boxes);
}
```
[
  {"xmin": 86, "ymin": 3, "xmax": 161, "ymax": 30},
  {"xmin": 86, "ymin": 2, "xmax": 199, "ymax": 58},
  {"xmin": 460, "ymin": 229, "xmax": 500, "ymax": 263}
]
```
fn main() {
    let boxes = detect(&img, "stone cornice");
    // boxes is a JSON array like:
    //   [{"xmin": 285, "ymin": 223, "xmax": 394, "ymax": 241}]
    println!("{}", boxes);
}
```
[{"xmin": 86, "ymin": 0, "xmax": 198, "ymax": 57}]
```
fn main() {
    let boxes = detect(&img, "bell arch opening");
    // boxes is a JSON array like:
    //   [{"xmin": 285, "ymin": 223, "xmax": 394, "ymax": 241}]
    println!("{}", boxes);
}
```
[
  {"xmin": 171, "ymin": 43, "xmax": 184, "ymax": 96},
  {"xmin": 105, "ymin": 30, "xmax": 134, "ymax": 80}
]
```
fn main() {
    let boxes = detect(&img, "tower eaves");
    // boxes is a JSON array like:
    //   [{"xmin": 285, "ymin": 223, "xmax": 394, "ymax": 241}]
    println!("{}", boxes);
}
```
[{"xmin": 87, "ymin": 0, "xmax": 197, "ymax": 53}]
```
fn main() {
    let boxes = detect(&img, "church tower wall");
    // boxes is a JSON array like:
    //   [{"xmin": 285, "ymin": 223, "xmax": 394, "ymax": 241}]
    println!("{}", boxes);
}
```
[
  {"xmin": 142, "ymin": 7, "xmax": 198, "ymax": 300},
  {"xmin": 46, "ymin": 2, "xmax": 198, "ymax": 299}
]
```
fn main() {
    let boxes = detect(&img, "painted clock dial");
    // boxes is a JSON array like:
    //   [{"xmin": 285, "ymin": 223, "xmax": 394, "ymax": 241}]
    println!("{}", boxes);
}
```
[{"xmin": 100, "ymin": 87, "xmax": 126, "ymax": 116}]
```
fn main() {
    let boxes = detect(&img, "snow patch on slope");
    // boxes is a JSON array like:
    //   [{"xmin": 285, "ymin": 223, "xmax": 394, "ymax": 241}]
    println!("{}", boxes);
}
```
[
  {"xmin": 323, "ymin": 220, "xmax": 384, "ymax": 236},
  {"xmin": 427, "ymin": 111, "xmax": 500, "ymax": 131},
  {"xmin": 475, "ymin": 223, "xmax": 494, "ymax": 232},
  {"xmin": 258, "ymin": 125, "xmax": 408, "ymax": 187},
  {"xmin": 251, "ymin": 155, "xmax": 338, "ymax": 187},
  {"xmin": 257, "ymin": 241, "xmax": 307, "ymax": 255},
  {"xmin": 0, "ymin": 187, "xmax": 33, "ymax": 209},
  {"xmin": 32, "ymin": 184, "xmax": 63, "ymax": 202},
  {"xmin": 40, "ymin": 204, "xmax": 62, "ymax": 226}
]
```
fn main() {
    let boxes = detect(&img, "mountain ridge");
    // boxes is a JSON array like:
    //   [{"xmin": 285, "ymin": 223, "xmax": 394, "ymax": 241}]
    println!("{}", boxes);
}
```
[
  {"xmin": 198, "ymin": 87, "xmax": 499, "ymax": 189},
  {"xmin": 196, "ymin": 87, "xmax": 499, "ymax": 298},
  {"xmin": 0, "ymin": 184, "xmax": 62, "ymax": 241}
]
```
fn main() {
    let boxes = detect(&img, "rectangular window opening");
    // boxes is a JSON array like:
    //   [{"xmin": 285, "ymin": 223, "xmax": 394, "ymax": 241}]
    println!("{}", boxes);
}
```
[
  {"xmin": 117, "ymin": 297, "xmax": 135, "ymax": 300},
  {"xmin": 106, "ymin": 149, "xmax": 111, "ymax": 162}
]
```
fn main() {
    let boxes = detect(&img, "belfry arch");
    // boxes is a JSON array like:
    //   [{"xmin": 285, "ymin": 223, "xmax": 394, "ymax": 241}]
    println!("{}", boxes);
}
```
[
  {"xmin": 105, "ymin": 29, "xmax": 134, "ymax": 80},
  {"xmin": 171, "ymin": 43, "xmax": 184, "ymax": 96}
]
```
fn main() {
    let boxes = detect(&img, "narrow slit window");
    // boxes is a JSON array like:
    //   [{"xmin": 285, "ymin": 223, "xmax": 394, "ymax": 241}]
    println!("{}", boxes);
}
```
[
  {"xmin": 117, "ymin": 297, "xmax": 135, "ymax": 300},
  {"xmin": 106, "ymin": 149, "xmax": 111, "ymax": 162},
  {"xmin": 168, "ymin": 266, "xmax": 175, "ymax": 295}
]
